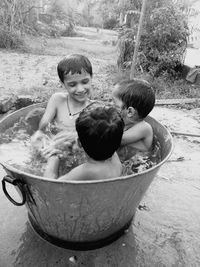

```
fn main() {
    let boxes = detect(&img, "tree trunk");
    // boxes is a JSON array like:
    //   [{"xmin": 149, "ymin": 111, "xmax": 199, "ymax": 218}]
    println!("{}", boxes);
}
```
[
  {"xmin": 119, "ymin": 12, "xmax": 124, "ymax": 25},
  {"xmin": 130, "ymin": 0, "xmax": 148, "ymax": 79},
  {"xmin": 10, "ymin": 0, "xmax": 16, "ymax": 32}
]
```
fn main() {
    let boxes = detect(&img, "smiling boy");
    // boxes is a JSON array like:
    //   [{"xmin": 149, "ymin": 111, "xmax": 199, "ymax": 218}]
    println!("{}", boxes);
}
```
[
  {"xmin": 39, "ymin": 54, "xmax": 93, "ymax": 131},
  {"xmin": 31, "ymin": 54, "xmax": 95, "ymax": 178}
]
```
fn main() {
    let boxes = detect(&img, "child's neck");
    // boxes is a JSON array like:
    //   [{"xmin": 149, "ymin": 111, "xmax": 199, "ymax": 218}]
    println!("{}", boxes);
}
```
[
  {"xmin": 87, "ymin": 156, "xmax": 112, "ymax": 164},
  {"xmin": 67, "ymin": 95, "xmax": 90, "ymax": 118},
  {"xmin": 68, "ymin": 95, "xmax": 89, "ymax": 108}
]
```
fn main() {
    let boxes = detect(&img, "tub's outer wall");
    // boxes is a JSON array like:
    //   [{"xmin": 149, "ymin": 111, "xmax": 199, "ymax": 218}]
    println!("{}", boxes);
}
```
[
  {"xmin": 0, "ymin": 103, "xmax": 173, "ymax": 243},
  {"xmin": 4, "ymin": 166, "xmax": 159, "ymax": 242}
]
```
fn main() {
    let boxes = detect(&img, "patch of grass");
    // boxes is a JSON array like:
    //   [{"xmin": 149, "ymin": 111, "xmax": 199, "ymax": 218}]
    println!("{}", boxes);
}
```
[
  {"xmin": 151, "ymin": 76, "xmax": 200, "ymax": 99},
  {"xmin": 17, "ymin": 85, "xmax": 59, "ymax": 102},
  {"xmin": 176, "ymin": 100, "xmax": 200, "ymax": 110},
  {"xmin": 24, "ymin": 35, "xmax": 117, "ymax": 59},
  {"xmin": 110, "ymin": 68, "xmax": 200, "ymax": 101},
  {"xmin": 75, "ymin": 26, "xmax": 118, "ymax": 41}
]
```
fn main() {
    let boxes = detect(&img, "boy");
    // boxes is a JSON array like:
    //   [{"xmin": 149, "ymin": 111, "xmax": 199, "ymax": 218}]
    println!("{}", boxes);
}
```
[
  {"xmin": 59, "ymin": 105, "xmax": 124, "ymax": 181},
  {"xmin": 31, "ymin": 54, "xmax": 94, "ymax": 178},
  {"xmin": 112, "ymin": 79, "xmax": 155, "ymax": 160}
]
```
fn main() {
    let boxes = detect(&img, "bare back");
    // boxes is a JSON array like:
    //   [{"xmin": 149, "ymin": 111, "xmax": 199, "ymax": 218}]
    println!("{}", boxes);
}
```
[{"xmin": 59, "ymin": 152, "xmax": 122, "ymax": 181}]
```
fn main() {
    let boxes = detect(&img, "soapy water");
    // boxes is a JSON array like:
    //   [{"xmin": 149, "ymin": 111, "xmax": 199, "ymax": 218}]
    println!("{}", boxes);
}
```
[{"xmin": 0, "ymin": 117, "xmax": 161, "ymax": 177}]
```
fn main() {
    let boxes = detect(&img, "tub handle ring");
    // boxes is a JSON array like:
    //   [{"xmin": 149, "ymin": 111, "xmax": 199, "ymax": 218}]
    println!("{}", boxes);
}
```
[{"xmin": 2, "ymin": 175, "xmax": 26, "ymax": 206}]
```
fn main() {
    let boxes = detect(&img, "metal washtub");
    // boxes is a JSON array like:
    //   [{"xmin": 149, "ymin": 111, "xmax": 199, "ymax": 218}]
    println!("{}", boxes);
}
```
[{"xmin": 0, "ymin": 103, "xmax": 173, "ymax": 250}]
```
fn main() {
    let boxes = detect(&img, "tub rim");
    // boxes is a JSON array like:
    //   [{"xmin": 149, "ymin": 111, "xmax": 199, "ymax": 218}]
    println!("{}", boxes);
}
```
[{"xmin": 0, "ymin": 103, "xmax": 173, "ymax": 184}]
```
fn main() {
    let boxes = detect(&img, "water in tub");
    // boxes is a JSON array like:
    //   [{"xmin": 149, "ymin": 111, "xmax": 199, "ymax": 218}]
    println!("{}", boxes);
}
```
[
  {"xmin": 0, "ymin": 117, "xmax": 161, "ymax": 177},
  {"xmin": 0, "ymin": 121, "xmax": 32, "ymax": 167}
]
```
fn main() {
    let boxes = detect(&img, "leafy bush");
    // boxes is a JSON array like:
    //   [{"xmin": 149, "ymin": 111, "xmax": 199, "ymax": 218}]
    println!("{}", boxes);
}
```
[
  {"xmin": 117, "ymin": 3, "xmax": 189, "ymax": 78},
  {"xmin": 0, "ymin": 28, "xmax": 25, "ymax": 49},
  {"xmin": 103, "ymin": 17, "xmax": 118, "ymax": 29},
  {"xmin": 60, "ymin": 24, "xmax": 76, "ymax": 37},
  {"xmin": 140, "ymin": 4, "xmax": 189, "ymax": 77},
  {"xmin": 117, "ymin": 27, "xmax": 136, "ymax": 69}
]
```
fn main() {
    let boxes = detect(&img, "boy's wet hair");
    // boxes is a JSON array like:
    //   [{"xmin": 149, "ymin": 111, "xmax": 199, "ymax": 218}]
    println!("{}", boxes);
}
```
[
  {"xmin": 76, "ymin": 106, "xmax": 124, "ymax": 161},
  {"xmin": 116, "ymin": 79, "xmax": 155, "ymax": 118},
  {"xmin": 57, "ymin": 54, "xmax": 93, "ymax": 83}
]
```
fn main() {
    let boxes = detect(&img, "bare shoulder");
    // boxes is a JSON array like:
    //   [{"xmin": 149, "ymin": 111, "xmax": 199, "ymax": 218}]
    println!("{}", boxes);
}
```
[
  {"xmin": 138, "ymin": 121, "xmax": 153, "ymax": 137},
  {"xmin": 131, "ymin": 121, "xmax": 153, "ymax": 140},
  {"xmin": 128, "ymin": 120, "xmax": 152, "ymax": 133},
  {"xmin": 144, "ymin": 121, "xmax": 153, "ymax": 133},
  {"xmin": 50, "ymin": 92, "xmax": 67, "ymax": 102},
  {"xmin": 59, "ymin": 164, "xmax": 86, "ymax": 181},
  {"xmin": 143, "ymin": 120, "xmax": 153, "ymax": 130}
]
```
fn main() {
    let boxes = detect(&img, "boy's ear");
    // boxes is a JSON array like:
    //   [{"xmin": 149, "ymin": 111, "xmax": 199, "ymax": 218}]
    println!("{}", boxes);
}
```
[{"xmin": 127, "ymin": 107, "xmax": 136, "ymax": 118}]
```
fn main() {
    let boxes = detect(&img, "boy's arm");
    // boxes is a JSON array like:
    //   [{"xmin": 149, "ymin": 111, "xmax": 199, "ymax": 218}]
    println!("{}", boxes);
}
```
[
  {"xmin": 38, "ymin": 94, "xmax": 57, "ymax": 131},
  {"xmin": 31, "ymin": 94, "xmax": 58, "ymax": 145},
  {"xmin": 121, "ymin": 122, "xmax": 151, "ymax": 146}
]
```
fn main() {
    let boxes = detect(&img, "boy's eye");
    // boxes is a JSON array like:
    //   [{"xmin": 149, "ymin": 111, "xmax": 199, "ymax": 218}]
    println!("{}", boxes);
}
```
[
  {"xmin": 67, "ymin": 82, "xmax": 77, "ymax": 87},
  {"xmin": 81, "ymin": 78, "xmax": 89, "ymax": 85}
]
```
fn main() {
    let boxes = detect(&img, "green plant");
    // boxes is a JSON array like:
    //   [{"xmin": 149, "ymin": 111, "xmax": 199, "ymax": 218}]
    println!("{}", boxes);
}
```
[
  {"xmin": 117, "ymin": 27, "xmax": 136, "ymax": 69},
  {"xmin": 0, "ymin": 28, "xmax": 25, "ymax": 49},
  {"xmin": 0, "ymin": 0, "xmax": 42, "ymax": 49},
  {"xmin": 103, "ymin": 17, "xmax": 118, "ymax": 29},
  {"xmin": 140, "ymin": 3, "xmax": 189, "ymax": 77},
  {"xmin": 117, "ymin": 2, "xmax": 189, "ymax": 78}
]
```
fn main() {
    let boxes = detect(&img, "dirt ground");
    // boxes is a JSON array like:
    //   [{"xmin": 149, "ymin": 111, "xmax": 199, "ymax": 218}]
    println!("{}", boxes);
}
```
[
  {"xmin": 0, "ymin": 28, "xmax": 200, "ymax": 266},
  {"xmin": 0, "ymin": 27, "xmax": 118, "ymax": 102}
]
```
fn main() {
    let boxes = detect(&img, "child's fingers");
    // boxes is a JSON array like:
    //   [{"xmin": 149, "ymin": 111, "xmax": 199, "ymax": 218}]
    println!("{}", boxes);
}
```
[
  {"xmin": 49, "ymin": 150, "xmax": 62, "ymax": 158},
  {"xmin": 41, "ymin": 138, "xmax": 75, "ymax": 156},
  {"xmin": 31, "ymin": 131, "xmax": 50, "ymax": 149},
  {"xmin": 41, "ymin": 145, "xmax": 55, "ymax": 155},
  {"xmin": 52, "ymin": 140, "xmax": 73, "ymax": 150},
  {"xmin": 43, "ymin": 149, "xmax": 62, "ymax": 159},
  {"xmin": 53, "ymin": 131, "xmax": 68, "ymax": 141}
]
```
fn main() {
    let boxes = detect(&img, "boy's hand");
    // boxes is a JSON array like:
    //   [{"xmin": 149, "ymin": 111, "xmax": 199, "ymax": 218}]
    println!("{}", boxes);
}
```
[
  {"xmin": 31, "ymin": 130, "xmax": 43, "ymax": 142},
  {"xmin": 31, "ymin": 130, "xmax": 50, "ymax": 150},
  {"xmin": 41, "ymin": 147, "xmax": 62, "ymax": 159},
  {"xmin": 39, "ymin": 130, "xmax": 78, "ymax": 158},
  {"xmin": 41, "ymin": 139, "xmax": 74, "ymax": 159},
  {"xmin": 52, "ymin": 130, "xmax": 77, "ymax": 145}
]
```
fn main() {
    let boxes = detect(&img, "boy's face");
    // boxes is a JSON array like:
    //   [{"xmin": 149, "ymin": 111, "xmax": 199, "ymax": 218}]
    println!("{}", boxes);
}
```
[
  {"xmin": 112, "ymin": 85, "xmax": 134, "ymax": 124},
  {"xmin": 63, "ymin": 71, "xmax": 92, "ymax": 103},
  {"xmin": 112, "ymin": 85, "xmax": 126, "ymax": 117},
  {"xmin": 112, "ymin": 86, "xmax": 122, "ymax": 110},
  {"xmin": 112, "ymin": 85, "xmax": 139, "ymax": 124}
]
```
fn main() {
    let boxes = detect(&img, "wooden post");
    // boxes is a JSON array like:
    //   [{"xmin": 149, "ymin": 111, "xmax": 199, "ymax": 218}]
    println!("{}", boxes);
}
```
[
  {"xmin": 118, "ymin": 0, "xmax": 125, "ymax": 25},
  {"xmin": 130, "ymin": 0, "xmax": 148, "ymax": 79}
]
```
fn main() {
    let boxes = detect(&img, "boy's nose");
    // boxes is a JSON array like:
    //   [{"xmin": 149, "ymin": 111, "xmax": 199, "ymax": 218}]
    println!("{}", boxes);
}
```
[{"xmin": 76, "ymin": 83, "xmax": 85, "ymax": 92}]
